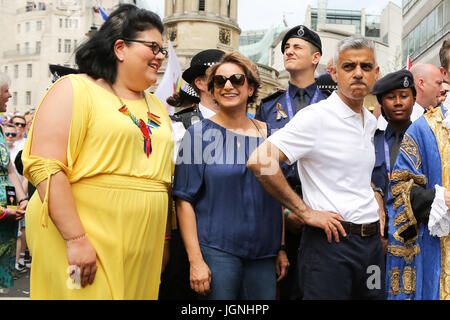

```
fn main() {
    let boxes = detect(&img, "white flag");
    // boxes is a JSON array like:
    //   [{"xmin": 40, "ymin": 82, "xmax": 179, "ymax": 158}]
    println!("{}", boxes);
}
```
[{"xmin": 154, "ymin": 41, "xmax": 183, "ymax": 115}]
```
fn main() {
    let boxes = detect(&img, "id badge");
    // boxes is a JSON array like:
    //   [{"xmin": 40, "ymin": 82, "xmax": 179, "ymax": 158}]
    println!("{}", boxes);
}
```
[{"xmin": 5, "ymin": 186, "xmax": 17, "ymax": 209}]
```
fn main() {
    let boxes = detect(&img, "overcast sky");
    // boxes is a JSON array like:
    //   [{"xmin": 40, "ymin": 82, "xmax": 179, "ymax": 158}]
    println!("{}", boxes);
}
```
[{"xmin": 137, "ymin": 0, "xmax": 403, "ymax": 31}]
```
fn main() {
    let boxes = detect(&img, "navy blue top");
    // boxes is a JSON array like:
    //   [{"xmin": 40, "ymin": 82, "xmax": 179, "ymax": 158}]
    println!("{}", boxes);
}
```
[
  {"xmin": 255, "ymin": 82, "xmax": 328, "ymax": 188},
  {"xmin": 371, "ymin": 123, "xmax": 411, "ymax": 199},
  {"xmin": 173, "ymin": 119, "xmax": 283, "ymax": 259}
]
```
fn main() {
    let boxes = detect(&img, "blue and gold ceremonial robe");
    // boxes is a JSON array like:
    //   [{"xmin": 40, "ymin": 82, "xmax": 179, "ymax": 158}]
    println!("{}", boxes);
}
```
[{"xmin": 386, "ymin": 106, "xmax": 449, "ymax": 299}]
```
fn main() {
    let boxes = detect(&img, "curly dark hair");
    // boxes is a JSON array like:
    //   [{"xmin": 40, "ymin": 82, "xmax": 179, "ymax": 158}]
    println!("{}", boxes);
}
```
[
  {"xmin": 75, "ymin": 4, "xmax": 164, "ymax": 85},
  {"xmin": 206, "ymin": 52, "xmax": 261, "ymax": 105}
]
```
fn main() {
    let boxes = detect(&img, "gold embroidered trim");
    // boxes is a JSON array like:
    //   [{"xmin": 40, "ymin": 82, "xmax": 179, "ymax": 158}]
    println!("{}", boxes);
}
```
[
  {"xmin": 390, "ymin": 267, "xmax": 400, "ymax": 296},
  {"xmin": 393, "ymin": 211, "xmax": 408, "ymax": 227},
  {"xmin": 391, "ymin": 170, "xmax": 428, "ymax": 185},
  {"xmin": 391, "ymin": 179, "xmax": 419, "ymax": 245},
  {"xmin": 402, "ymin": 266, "xmax": 416, "ymax": 295},
  {"xmin": 424, "ymin": 107, "xmax": 450, "ymax": 300},
  {"xmin": 388, "ymin": 244, "xmax": 420, "ymax": 264},
  {"xmin": 393, "ymin": 196, "xmax": 404, "ymax": 210},
  {"xmin": 400, "ymin": 133, "xmax": 422, "ymax": 170}
]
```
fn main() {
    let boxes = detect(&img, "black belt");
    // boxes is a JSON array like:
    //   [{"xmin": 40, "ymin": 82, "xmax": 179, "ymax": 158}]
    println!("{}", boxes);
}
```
[{"xmin": 339, "ymin": 221, "xmax": 380, "ymax": 237}]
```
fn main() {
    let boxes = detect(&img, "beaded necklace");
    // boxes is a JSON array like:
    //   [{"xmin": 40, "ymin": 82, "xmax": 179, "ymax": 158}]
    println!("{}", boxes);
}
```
[{"xmin": 110, "ymin": 86, "xmax": 161, "ymax": 158}]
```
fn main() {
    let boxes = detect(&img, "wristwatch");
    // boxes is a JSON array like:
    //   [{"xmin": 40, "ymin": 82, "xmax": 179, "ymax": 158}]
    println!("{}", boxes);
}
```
[
  {"xmin": 279, "ymin": 244, "xmax": 287, "ymax": 253},
  {"xmin": 372, "ymin": 187, "xmax": 384, "ymax": 198}
]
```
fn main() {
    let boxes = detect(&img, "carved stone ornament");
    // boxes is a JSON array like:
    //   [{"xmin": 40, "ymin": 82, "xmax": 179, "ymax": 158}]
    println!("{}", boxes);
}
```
[
  {"xmin": 167, "ymin": 25, "xmax": 177, "ymax": 42},
  {"xmin": 219, "ymin": 27, "xmax": 231, "ymax": 45}
]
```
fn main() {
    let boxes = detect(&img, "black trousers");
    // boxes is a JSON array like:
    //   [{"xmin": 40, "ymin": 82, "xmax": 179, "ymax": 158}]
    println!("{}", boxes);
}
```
[
  {"xmin": 159, "ymin": 229, "xmax": 197, "ymax": 300},
  {"xmin": 298, "ymin": 225, "xmax": 386, "ymax": 300}
]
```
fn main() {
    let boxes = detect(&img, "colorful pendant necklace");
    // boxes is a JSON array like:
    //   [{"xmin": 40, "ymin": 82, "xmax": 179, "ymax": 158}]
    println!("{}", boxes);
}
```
[{"xmin": 110, "ymin": 85, "xmax": 162, "ymax": 158}]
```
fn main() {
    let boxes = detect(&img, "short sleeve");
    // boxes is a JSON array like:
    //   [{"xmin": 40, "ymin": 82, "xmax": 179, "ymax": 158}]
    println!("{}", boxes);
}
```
[
  {"xmin": 172, "ymin": 125, "xmax": 205, "ymax": 204},
  {"xmin": 267, "ymin": 107, "xmax": 322, "ymax": 164}
]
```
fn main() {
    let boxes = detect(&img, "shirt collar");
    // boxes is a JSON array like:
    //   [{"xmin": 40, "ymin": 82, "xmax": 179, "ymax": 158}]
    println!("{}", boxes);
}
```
[
  {"xmin": 288, "ymin": 81, "xmax": 318, "ymax": 100},
  {"xmin": 331, "ymin": 91, "xmax": 363, "ymax": 119},
  {"xmin": 384, "ymin": 123, "xmax": 410, "ymax": 140},
  {"xmin": 199, "ymin": 103, "xmax": 216, "ymax": 119}
]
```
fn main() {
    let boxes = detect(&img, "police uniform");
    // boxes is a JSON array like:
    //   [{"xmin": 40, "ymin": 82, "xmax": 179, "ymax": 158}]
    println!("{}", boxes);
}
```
[
  {"xmin": 256, "ymin": 82, "xmax": 328, "ymax": 191},
  {"xmin": 370, "ymin": 70, "xmax": 415, "ymax": 238},
  {"xmin": 255, "ymin": 25, "xmax": 327, "ymax": 300},
  {"xmin": 255, "ymin": 25, "xmax": 327, "ymax": 194}
]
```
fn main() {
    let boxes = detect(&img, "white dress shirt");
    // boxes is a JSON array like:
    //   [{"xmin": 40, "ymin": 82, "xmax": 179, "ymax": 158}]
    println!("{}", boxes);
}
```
[
  {"xmin": 268, "ymin": 92, "xmax": 379, "ymax": 224},
  {"xmin": 410, "ymin": 102, "xmax": 426, "ymax": 122}
]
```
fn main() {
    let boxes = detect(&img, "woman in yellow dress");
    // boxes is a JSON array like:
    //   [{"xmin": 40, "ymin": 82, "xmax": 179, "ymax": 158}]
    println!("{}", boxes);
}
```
[{"xmin": 22, "ymin": 4, "xmax": 173, "ymax": 299}]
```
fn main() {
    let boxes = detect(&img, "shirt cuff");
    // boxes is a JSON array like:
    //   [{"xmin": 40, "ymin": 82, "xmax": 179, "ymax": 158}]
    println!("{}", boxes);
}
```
[{"xmin": 428, "ymin": 185, "xmax": 450, "ymax": 237}]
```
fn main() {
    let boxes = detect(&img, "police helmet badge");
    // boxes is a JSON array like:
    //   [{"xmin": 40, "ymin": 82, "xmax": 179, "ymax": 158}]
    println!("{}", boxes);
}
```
[
  {"xmin": 403, "ymin": 76, "xmax": 409, "ymax": 88},
  {"xmin": 297, "ymin": 26, "xmax": 305, "ymax": 37}
]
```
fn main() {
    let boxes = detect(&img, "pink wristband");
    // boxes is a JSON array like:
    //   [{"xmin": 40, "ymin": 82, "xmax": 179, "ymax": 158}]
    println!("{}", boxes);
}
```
[{"xmin": 164, "ymin": 235, "xmax": 171, "ymax": 241}]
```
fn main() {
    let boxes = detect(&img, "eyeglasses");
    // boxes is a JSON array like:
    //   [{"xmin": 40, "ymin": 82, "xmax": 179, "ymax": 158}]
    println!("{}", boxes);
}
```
[
  {"xmin": 13, "ymin": 122, "xmax": 26, "ymax": 128},
  {"xmin": 5, "ymin": 132, "xmax": 17, "ymax": 137},
  {"xmin": 123, "ymin": 39, "xmax": 168, "ymax": 58},
  {"xmin": 213, "ymin": 74, "xmax": 246, "ymax": 88}
]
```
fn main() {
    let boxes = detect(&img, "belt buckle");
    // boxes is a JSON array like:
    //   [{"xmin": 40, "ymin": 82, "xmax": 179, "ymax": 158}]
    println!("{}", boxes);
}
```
[{"xmin": 360, "ymin": 223, "xmax": 368, "ymax": 237}]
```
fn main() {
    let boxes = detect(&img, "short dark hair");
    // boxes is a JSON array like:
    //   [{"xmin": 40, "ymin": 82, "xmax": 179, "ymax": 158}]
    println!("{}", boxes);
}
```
[
  {"xmin": 75, "ymin": 4, "xmax": 164, "ymax": 85},
  {"xmin": 10, "ymin": 115, "xmax": 26, "ymax": 123},
  {"xmin": 439, "ymin": 38, "xmax": 450, "ymax": 71},
  {"xmin": 206, "ymin": 52, "xmax": 261, "ymax": 105}
]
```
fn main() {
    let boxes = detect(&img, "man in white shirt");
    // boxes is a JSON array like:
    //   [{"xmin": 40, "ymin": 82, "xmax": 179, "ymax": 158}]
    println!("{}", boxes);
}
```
[
  {"xmin": 10, "ymin": 115, "xmax": 27, "ymax": 152},
  {"xmin": 247, "ymin": 36, "xmax": 385, "ymax": 299},
  {"xmin": 410, "ymin": 63, "xmax": 443, "ymax": 121}
]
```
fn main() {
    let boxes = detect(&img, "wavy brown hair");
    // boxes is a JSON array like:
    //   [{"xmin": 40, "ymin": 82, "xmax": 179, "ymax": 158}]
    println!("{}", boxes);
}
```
[{"xmin": 206, "ymin": 52, "xmax": 261, "ymax": 105}]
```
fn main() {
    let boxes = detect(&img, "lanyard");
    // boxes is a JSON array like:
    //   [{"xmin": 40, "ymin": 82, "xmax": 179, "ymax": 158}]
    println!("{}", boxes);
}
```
[
  {"xmin": 285, "ymin": 87, "xmax": 320, "ymax": 120},
  {"xmin": 383, "ymin": 133, "xmax": 392, "ymax": 180}
]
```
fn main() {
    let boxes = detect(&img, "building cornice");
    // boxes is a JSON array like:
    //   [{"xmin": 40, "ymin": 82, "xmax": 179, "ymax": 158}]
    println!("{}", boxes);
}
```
[{"xmin": 164, "ymin": 13, "xmax": 241, "ymax": 33}]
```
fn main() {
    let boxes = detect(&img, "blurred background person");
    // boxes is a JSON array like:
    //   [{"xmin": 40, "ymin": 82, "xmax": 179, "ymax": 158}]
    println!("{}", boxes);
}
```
[
  {"xmin": 159, "ymin": 83, "xmax": 200, "ymax": 300},
  {"xmin": 410, "ymin": 64, "xmax": 444, "ymax": 121},
  {"xmin": 0, "ymin": 72, "xmax": 28, "ymax": 293},
  {"xmin": 9, "ymin": 116, "xmax": 27, "ymax": 152}
]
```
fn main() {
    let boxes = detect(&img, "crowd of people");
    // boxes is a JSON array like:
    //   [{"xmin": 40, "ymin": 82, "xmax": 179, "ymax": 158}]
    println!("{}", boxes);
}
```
[{"xmin": 0, "ymin": 3, "xmax": 449, "ymax": 300}]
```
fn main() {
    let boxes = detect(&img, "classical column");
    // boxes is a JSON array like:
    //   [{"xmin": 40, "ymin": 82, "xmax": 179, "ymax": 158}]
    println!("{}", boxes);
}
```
[
  {"xmin": 220, "ymin": 0, "xmax": 228, "ymax": 17},
  {"xmin": 165, "ymin": 0, "xmax": 174, "ymax": 16},
  {"xmin": 229, "ymin": 0, "xmax": 238, "ymax": 20},
  {"xmin": 174, "ymin": 0, "xmax": 183, "ymax": 14},
  {"xmin": 186, "ymin": 0, "xmax": 198, "ymax": 12},
  {"xmin": 205, "ymin": 0, "xmax": 219, "ymax": 15}
]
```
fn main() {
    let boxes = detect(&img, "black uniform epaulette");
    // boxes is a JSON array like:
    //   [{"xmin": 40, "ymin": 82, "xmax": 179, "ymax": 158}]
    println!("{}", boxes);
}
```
[
  {"xmin": 374, "ymin": 128, "xmax": 385, "ymax": 135},
  {"xmin": 260, "ymin": 89, "xmax": 286, "ymax": 104}
]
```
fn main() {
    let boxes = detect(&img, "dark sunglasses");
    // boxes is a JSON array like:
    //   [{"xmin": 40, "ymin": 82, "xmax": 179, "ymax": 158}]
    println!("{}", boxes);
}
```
[
  {"xmin": 213, "ymin": 74, "xmax": 246, "ymax": 88},
  {"xmin": 122, "ymin": 39, "xmax": 168, "ymax": 58},
  {"xmin": 5, "ymin": 132, "xmax": 17, "ymax": 137},
  {"xmin": 14, "ymin": 122, "xmax": 26, "ymax": 128}
]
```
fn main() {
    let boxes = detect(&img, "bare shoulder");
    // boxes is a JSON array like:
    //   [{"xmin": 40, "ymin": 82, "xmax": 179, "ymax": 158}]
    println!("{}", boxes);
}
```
[{"xmin": 30, "ymin": 77, "xmax": 74, "ymax": 160}]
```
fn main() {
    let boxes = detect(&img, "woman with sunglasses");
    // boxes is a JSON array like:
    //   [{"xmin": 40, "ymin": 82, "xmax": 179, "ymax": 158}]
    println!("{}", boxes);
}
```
[
  {"xmin": 21, "ymin": 4, "xmax": 173, "ymax": 299},
  {"xmin": 173, "ymin": 52, "xmax": 288, "ymax": 300}
]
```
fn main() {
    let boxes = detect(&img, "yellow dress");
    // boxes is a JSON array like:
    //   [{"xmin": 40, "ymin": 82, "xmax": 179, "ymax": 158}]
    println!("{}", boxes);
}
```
[{"xmin": 22, "ymin": 74, "xmax": 173, "ymax": 299}]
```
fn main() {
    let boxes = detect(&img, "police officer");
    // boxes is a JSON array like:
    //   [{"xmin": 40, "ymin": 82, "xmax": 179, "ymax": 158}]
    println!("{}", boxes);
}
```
[
  {"xmin": 182, "ymin": 49, "xmax": 225, "ymax": 119},
  {"xmin": 255, "ymin": 25, "xmax": 327, "ymax": 300},
  {"xmin": 371, "ymin": 70, "xmax": 416, "ymax": 246}
]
